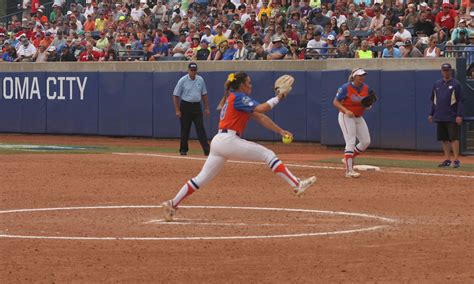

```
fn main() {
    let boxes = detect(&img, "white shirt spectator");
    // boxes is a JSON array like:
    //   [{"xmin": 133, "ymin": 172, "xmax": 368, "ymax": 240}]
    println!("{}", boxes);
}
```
[
  {"xmin": 17, "ymin": 42, "xmax": 37, "ymax": 57},
  {"xmin": 201, "ymin": 34, "xmax": 214, "ymax": 44},
  {"xmin": 335, "ymin": 15, "xmax": 347, "ymax": 28},
  {"xmin": 130, "ymin": 7, "xmax": 145, "ymax": 22},
  {"xmin": 173, "ymin": 41, "xmax": 190, "ymax": 57},
  {"xmin": 307, "ymin": 38, "xmax": 326, "ymax": 50},
  {"xmin": 393, "ymin": 29, "xmax": 412, "ymax": 43},
  {"xmin": 83, "ymin": 4, "xmax": 95, "ymax": 18}
]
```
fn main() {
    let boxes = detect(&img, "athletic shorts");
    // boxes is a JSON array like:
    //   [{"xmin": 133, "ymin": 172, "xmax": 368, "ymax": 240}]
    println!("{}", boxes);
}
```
[{"xmin": 437, "ymin": 122, "xmax": 460, "ymax": 141}]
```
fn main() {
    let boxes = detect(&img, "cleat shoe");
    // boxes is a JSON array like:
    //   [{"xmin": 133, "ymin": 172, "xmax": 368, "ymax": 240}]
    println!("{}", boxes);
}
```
[
  {"xmin": 453, "ymin": 160, "xmax": 461, "ymax": 168},
  {"xmin": 438, "ymin": 160, "xmax": 451, "ymax": 167},
  {"xmin": 294, "ymin": 176, "xmax": 317, "ymax": 196},
  {"xmin": 345, "ymin": 170, "xmax": 361, "ymax": 178},
  {"xmin": 180, "ymin": 151, "xmax": 187, "ymax": 156},
  {"xmin": 161, "ymin": 200, "xmax": 176, "ymax": 222}
]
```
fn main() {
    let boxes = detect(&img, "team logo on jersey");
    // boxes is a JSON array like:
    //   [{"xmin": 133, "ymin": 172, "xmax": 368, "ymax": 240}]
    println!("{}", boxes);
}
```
[{"xmin": 242, "ymin": 96, "xmax": 254, "ymax": 106}]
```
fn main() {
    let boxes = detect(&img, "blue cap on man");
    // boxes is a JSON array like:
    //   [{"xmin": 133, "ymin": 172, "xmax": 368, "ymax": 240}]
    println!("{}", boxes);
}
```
[{"xmin": 441, "ymin": 63, "xmax": 452, "ymax": 70}]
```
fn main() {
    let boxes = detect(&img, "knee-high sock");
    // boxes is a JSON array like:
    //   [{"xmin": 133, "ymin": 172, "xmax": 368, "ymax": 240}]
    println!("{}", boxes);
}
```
[
  {"xmin": 344, "ymin": 152, "xmax": 354, "ymax": 172},
  {"xmin": 354, "ymin": 145, "xmax": 364, "ymax": 158},
  {"xmin": 269, "ymin": 157, "xmax": 299, "ymax": 188},
  {"xmin": 172, "ymin": 179, "xmax": 198, "ymax": 208}
]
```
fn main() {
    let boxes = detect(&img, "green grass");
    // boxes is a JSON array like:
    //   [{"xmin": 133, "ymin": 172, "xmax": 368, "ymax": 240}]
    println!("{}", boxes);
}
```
[{"xmin": 318, "ymin": 158, "xmax": 474, "ymax": 172}]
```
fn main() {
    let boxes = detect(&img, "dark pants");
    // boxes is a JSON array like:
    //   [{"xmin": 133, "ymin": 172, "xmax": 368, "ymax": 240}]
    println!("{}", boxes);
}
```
[{"xmin": 180, "ymin": 100, "xmax": 210, "ymax": 154}]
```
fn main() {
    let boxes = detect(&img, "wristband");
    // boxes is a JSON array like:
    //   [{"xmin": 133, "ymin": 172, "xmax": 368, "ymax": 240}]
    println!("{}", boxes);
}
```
[{"xmin": 266, "ymin": 97, "xmax": 280, "ymax": 109}]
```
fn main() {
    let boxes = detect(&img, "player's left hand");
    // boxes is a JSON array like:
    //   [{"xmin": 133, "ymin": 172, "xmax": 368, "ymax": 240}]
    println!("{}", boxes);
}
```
[
  {"xmin": 456, "ymin": 116, "xmax": 462, "ymax": 125},
  {"xmin": 204, "ymin": 108, "xmax": 210, "ymax": 117}
]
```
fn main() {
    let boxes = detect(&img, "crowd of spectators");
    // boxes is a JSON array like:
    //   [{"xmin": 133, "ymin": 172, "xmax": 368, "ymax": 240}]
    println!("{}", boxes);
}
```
[{"xmin": 0, "ymin": 0, "xmax": 473, "ymax": 62}]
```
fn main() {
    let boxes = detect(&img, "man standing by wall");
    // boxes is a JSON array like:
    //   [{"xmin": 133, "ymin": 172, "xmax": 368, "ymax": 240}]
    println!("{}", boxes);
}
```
[
  {"xmin": 173, "ymin": 62, "xmax": 210, "ymax": 156},
  {"xmin": 429, "ymin": 63, "xmax": 464, "ymax": 168}
]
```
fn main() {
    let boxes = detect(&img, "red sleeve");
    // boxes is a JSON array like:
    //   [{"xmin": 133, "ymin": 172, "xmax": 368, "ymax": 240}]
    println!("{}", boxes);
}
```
[
  {"xmin": 450, "ymin": 10, "xmax": 458, "ymax": 18},
  {"xmin": 435, "ymin": 12, "xmax": 442, "ymax": 25}
]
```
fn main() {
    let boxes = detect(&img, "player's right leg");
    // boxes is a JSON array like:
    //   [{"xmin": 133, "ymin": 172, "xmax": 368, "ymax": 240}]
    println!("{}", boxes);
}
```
[
  {"xmin": 221, "ymin": 136, "xmax": 316, "ymax": 196},
  {"xmin": 338, "ymin": 113, "xmax": 359, "ymax": 177}
]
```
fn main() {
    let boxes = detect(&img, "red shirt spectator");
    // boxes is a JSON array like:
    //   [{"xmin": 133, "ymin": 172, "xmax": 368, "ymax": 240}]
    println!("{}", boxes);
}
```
[
  {"xmin": 435, "ymin": 3, "xmax": 458, "ymax": 30},
  {"xmin": 31, "ymin": 0, "xmax": 40, "ymax": 15},
  {"xmin": 79, "ymin": 44, "xmax": 102, "ymax": 61}
]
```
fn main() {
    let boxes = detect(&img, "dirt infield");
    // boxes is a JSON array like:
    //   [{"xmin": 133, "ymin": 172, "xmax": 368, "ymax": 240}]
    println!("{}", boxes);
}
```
[{"xmin": 1, "ymin": 135, "xmax": 473, "ymax": 282}]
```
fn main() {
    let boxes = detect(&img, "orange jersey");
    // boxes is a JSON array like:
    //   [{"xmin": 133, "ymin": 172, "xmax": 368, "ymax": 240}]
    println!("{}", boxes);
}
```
[
  {"xmin": 336, "ymin": 83, "xmax": 370, "ymax": 117},
  {"xmin": 218, "ymin": 92, "xmax": 259, "ymax": 135}
]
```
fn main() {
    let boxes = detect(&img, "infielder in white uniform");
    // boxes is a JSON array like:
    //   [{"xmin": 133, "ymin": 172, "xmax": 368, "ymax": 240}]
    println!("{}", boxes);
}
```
[{"xmin": 333, "ymin": 68, "xmax": 373, "ymax": 178}]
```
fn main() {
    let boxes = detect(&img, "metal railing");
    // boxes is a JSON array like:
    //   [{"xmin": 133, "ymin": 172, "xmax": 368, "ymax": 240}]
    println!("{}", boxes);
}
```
[
  {"xmin": 461, "ymin": 117, "xmax": 474, "ymax": 155},
  {"xmin": 304, "ymin": 47, "xmax": 339, "ymax": 59}
]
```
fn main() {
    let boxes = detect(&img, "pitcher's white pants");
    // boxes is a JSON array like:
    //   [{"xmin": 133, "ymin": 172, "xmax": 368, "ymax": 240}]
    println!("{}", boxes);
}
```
[{"xmin": 338, "ymin": 112, "xmax": 371, "ymax": 154}]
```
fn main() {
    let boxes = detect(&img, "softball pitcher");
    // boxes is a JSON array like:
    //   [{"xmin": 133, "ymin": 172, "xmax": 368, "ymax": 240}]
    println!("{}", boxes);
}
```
[
  {"xmin": 161, "ymin": 72, "xmax": 317, "ymax": 222},
  {"xmin": 333, "ymin": 68, "xmax": 373, "ymax": 178}
]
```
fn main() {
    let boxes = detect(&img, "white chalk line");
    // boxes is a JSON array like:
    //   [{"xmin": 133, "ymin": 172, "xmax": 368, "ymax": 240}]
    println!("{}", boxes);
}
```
[
  {"xmin": 113, "ymin": 152, "xmax": 474, "ymax": 179},
  {"xmin": 0, "ymin": 205, "xmax": 395, "ymax": 241}
]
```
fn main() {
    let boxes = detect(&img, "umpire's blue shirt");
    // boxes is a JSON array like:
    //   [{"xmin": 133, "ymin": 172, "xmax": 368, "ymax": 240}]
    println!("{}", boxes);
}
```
[
  {"xmin": 173, "ymin": 74, "xmax": 208, "ymax": 103},
  {"xmin": 430, "ymin": 78, "xmax": 464, "ymax": 122}
]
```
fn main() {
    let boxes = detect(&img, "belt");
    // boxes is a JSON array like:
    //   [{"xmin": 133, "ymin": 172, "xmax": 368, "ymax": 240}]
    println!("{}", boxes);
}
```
[
  {"xmin": 219, "ymin": 129, "xmax": 240, "ymax": 137},
  {"xmin": 181, "ymin": 100, "xmax": 201, "ymax": 105}
]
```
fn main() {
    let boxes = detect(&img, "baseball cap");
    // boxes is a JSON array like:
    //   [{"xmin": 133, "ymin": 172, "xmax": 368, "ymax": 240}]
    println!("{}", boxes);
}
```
[
  {"xmin": 420, "ymin": 2, "xmax": 428, "ymax": 7},
  {"xmin": 314, "ymin": 30, "xmax": 322, "ymax": 36},
  {"xmin": 188, "ymin": 62, "xmax": 198, "ymax": 70},
  {"xmin": 47, "ymin": 46, "xmax": 56, "ymax": 52},
  {"xmin": 210, "ymin": 43, "xmax": 217, "ymax": 48},
  {"xmin": 441, "ymin": 63, "xmax": 452, "ymax": 70},
  {"xmin": 327, "ymin": 34, "xmax": 335, "ymax": 41},
  {"xmin": 352, "ymin": 68, "xmax": 367, "ymax": 76},
  {"xmin": 404, "ymin": 39, "xmax": 412, "ymax": 45},
  {"xmin": 313, "ymin": 8, "xmax": 322, "ymax": 13},
  {"xmin": 343, "ymin": 30, "xmax": 350, "ymax": 37},
  {"xmin": 272, "ymin": 36, "xmax": 282, "ymax": 43},
  {"xmin": 205, "ymin": 25, "xmax": 211, "ymax": 29},
  {"xmin": 442, "ymin": 3, "xmax": 451, "ymax": 8}
]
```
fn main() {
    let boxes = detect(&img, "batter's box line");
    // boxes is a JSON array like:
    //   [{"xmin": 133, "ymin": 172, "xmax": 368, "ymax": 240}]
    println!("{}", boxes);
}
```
[{"xmin": 113, "ymin": 152, "xmax": 474, "ymax": 180}]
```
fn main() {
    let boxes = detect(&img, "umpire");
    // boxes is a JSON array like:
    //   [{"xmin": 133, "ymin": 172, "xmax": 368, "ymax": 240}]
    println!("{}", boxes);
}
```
[
  {"xmin": 428, "ymin": 63, "xmax": 464, "ymax": 168},
  {"xmin": 173, "ymin": 62, "xmax": 210, "ymax": 156}
]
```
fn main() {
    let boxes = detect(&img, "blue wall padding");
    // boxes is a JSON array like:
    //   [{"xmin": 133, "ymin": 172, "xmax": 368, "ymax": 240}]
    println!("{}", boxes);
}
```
[
  {"xmin": 200, "ymin": 71, "xmax": 227, "ymax": 137},
  {"xmin": 415, "ymin": 71, "xmax": 442, "ymax": 151},
  {"xmin": 274, "ymin": 71, "xmax": 307, "ymax": 141},
  {"xmin": 380, "ymin": 71, "xmax": 416, "ymax": 149},
  {"xmin": 98, "ymin": 72, "xmax": 153, "ymax": 136},
  {"xmin": 363, "ymin": 70, "xmax": 382, "ymax": 148},
  {"xmin": 0, "ymin": 70, "xmax": 454, "ymax": 152},
  {"xmin": 306, "ymin": 71, "xmax": 322, "ymax": 141},
  {"xmin": 46, "ymin": 72, "xmax": 98, "ymax": 134},
  {"xmin": 320, "ymin": 70, "xmax": 349, "ymax": 146},
  {"xmin": 152, "ymin": 72, "xmax": 183, "ymax": 138},
  {"xmin": 0, "ymin": 72, "xmax": 47, "ymax": 133},
  {"xmin": 241, "ymin": 71, "xmax": 275, "ymax": 140}
]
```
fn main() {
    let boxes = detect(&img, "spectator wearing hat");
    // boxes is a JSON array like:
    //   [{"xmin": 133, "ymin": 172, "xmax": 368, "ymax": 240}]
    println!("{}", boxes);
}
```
[
  {"xmin": 83, "ymin": 14, "xmax": 96, "ymax": 32},
  {"xmin": 401, "ymin": 39, "xmax": 422, "ymax": 57},
  {"xmin": 321, "ymin": 34, "xmax": 337, "ymax": 57},
  {"xmin": 201, "ymin": 26, "xmax": 214, "ymax": 44},
  {"xmin": 195, "ymin": 39, "xmax": 211, "ymax": 60},
  {"xmin": 83, "ymin": 0, "xmax": 95, "ymax": 18},
  {"xmin": 338, "ymin": 25, "xmax": 351, "ymax": 44},
  {"xmin": 233, "ymin": 39, "xmax": 248, "ymax": 60},
  {"xmin": 58, "ymin": 44, "xmax": 77, "ymax": 62},
  {"xmin": 207, "ymin": 43, "xmax": 220, "ymax": 60},
  {"xmin": 429, "ymin": 63, "xmax": 464, "ymax": 168},
  {"xmin": 381, "ymin": 39, "xmax": 401, "ymax": 58},
  {"xmin": 349, "ymin": 36, "xmax": 361, "ymax": 56},
  {"xmin": 310, "ymin": 8, "xmax": 330, "ymax": 29},
  {"xmin": 268, "ymin": 36, "xmax": 288, "ymax": 60},
  {"xmin": 37, "ymin": 8, "xmax": 49, "ymax": 25},
  {"xmin": 15, "ymin": 35, "xmax": 37, "ymax": 62},
  {"xmin": 393, "ymin": 22, "xmax": 412, "ymax": 46},
  {"xmin": 171, "ymin": 15, "xmax": 183, "ymax": 38},
  {"xmin": 435, "ymin": 3, "xmax": 459, "ymax": 38},
  {"xmin": 31, "ymin": 0, "xmax": 40, "ymax": 16},
  {"xmin": 451, "ymin": 19, "xmax": 470, "ymax": 44},
  {"xmin": 221, "ymin": 39, "xmax": 237, "ymax": 60},
  {"xmin": 172, "ymin": 33, "xmax": 190, "ymax": 57},
  {"xmin": 40, "ymin": 32, "xmax": 53, "ymax": 48},
  {"xmin": 46, "ymin": 45, "xmax": 57, "ymax": 62},
  {"xmin": 96, "ymin": 32, "xmax": 109, "ymax": 51},
  {"xmin": 322, "ymin": 22, "xmax": 337, "ymax": 41},
  {"xmin": 172, "ymin": 62, "xmax": 210, "ymax": 156}
]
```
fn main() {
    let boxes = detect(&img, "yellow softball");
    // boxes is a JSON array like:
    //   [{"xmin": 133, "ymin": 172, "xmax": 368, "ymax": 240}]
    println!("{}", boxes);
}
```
[{"xmin": 282, "ymin": 134, "xmax": 293, "ymax": 144}]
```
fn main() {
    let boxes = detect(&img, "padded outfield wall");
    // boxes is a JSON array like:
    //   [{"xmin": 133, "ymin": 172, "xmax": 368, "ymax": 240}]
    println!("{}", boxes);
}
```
[{"xmin": 0, "ymin": 58, "xmax": 461, "ymax": 151}]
